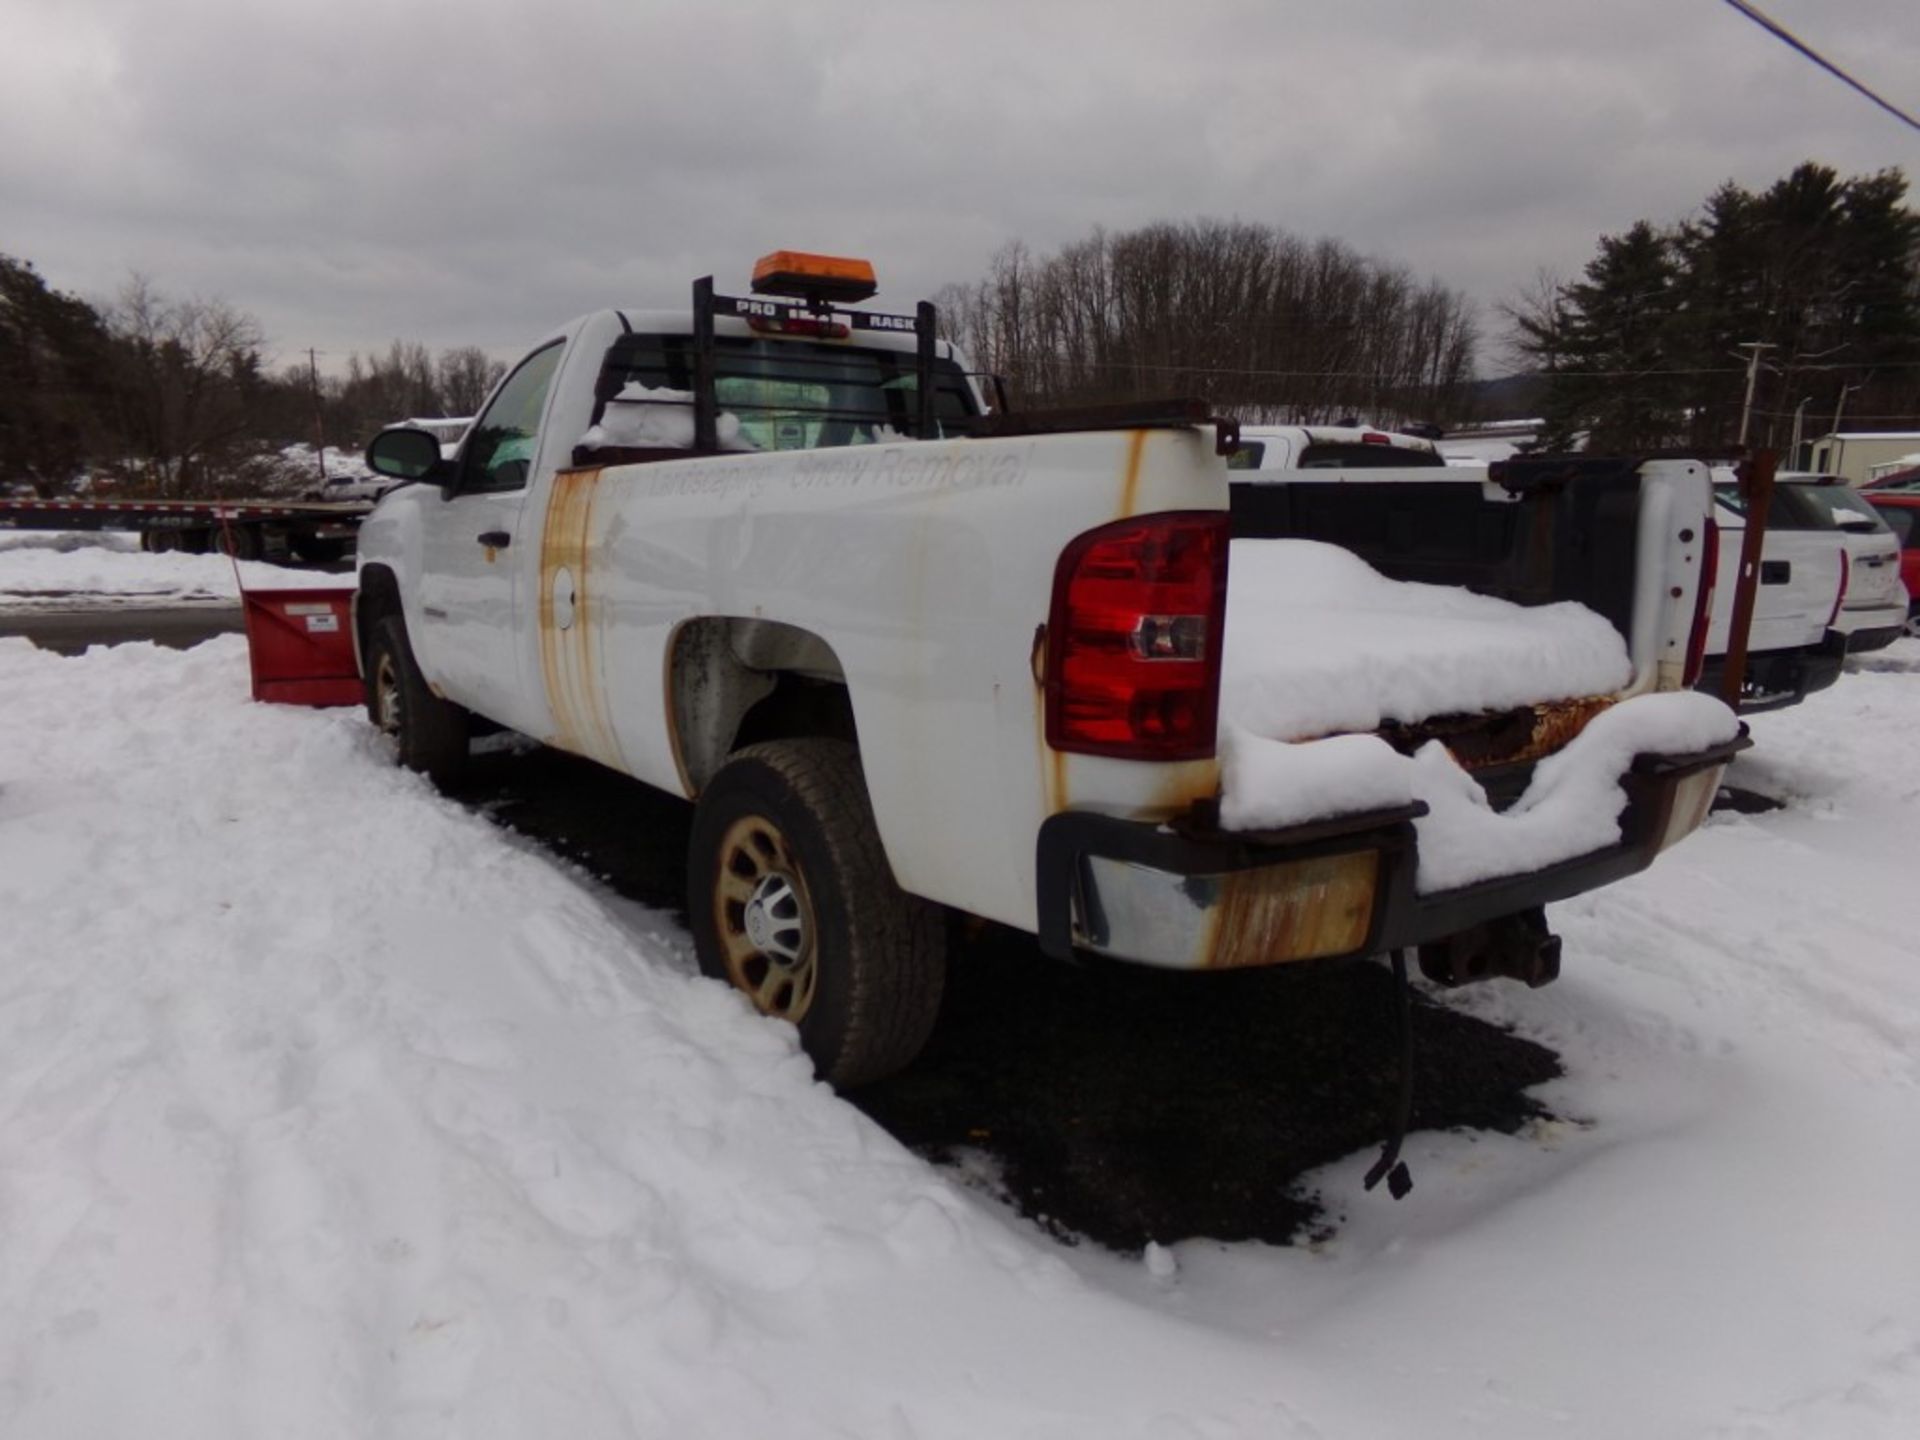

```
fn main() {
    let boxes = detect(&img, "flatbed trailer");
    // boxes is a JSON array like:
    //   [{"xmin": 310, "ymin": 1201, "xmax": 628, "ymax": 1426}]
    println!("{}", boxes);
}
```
[{"xmin": 0, "ymin": 495, "xmax": 374, "ymax": 563}]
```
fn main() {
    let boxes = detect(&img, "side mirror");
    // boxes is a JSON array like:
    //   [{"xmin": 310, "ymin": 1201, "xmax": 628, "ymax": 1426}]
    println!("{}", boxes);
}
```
[{"xmin": 366, "ymin": 427, "xmax": 445, "ymax": 482}]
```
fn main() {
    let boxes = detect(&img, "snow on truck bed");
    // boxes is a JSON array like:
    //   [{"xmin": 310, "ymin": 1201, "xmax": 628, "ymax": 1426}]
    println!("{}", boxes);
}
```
[
  {"xmin": 4, "ymin": 632, "xmax": 1920, "ymax": 1439},
  {"xmin": 1219, "ymin": 541, "xmax": 1739, "ymax": 891}
]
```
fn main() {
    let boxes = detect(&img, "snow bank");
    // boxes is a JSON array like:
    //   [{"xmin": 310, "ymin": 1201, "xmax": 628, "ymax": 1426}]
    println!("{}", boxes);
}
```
[
  {"xmin": 1154, "ymin": 647, "xmax": 1920, "ymax": 1438},
  {"xmin": 0, "ymin": 637, "xmax": 1356, "ymax": 1439},
  {"xmin": 1221, "ymin": 540, "xmax": 1633, "ymax": 743},
  {"xmin": 0, "ymin": 530, "xmax": 308, "ymax": 606},
  {"xmin": 3, "ymin": 634, "xmax": 1919, "ymax": 1437}
]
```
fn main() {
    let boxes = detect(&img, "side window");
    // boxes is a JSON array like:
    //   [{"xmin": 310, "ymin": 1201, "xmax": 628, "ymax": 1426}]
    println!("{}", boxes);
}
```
[{"xmin": 460, "ymin": 341, "xmax": 564, "ymax": 494}]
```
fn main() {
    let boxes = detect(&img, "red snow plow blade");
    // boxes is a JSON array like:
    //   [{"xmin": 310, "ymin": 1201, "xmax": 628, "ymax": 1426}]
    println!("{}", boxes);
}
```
[{"xmin": 241, "ymin": 587, "xmax": 361, "ymax": 707}]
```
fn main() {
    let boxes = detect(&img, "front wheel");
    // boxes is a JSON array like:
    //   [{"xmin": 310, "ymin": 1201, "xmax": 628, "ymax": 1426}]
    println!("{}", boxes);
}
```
[
  {"xmin": 687, "ymin": 739, "xmax": 946, "ymax": 1088},
  {"xmin": 364, "ymin": 613, "xmax": 470, "ymax": 785}
]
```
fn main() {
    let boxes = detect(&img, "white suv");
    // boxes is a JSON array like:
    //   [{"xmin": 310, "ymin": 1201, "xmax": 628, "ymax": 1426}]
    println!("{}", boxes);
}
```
[{"xmin": 1774, "ymin": 474, "xmax": 1907, "ymax": 653}]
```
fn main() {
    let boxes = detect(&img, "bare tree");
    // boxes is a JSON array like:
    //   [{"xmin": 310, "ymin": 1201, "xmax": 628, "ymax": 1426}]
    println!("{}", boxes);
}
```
[
  {"xmin": 943, "ymin": 219, "xmax": 1478, "ymax": 426},
  {"xmin": 108, "ymin": 275, "xmax": 267, "ymax": 495},
  {"xmin": 436, "ymin": 345, "xmax": 505, "ymax": 415}
]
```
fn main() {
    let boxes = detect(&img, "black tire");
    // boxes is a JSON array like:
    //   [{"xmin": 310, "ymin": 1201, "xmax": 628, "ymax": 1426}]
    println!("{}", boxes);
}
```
[
  {"xmin": 688, "ymin": 739, "xmax": 946, "ymax": 1088},
  {"xmin": 208, "ymin": 524, "xmax": 262, "ymax": 561},
  {"xmin": 293, "ymin": 537, "xmax": 348, "ymax": 565},
  {"xmin": 363, "ymin": 613, "xmax": 470, "ymax": 785}
]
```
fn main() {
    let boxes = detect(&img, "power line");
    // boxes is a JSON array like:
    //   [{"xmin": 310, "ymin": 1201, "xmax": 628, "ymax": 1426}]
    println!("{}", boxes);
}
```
[
  {"xmin": 1012, "ymin": 357, "xmax": 1920, "ymax": 380},
  {"xmin": 1719, "ymin": 0, "xmax": 1920, "ymax": 134},
  {"xmin": 1751, "ymin": 407, "xmax": 1920, "ymax": 423}
]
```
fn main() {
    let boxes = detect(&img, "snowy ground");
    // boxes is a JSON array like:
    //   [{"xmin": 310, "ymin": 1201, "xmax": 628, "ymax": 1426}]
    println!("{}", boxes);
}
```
[
  {"xmin": 0, "ymin": 530, "xmax": 311, "ymax": 608},
  {"xmin": 2, "ymin": 613, "xmax": 1918, "ymax": 1435}
]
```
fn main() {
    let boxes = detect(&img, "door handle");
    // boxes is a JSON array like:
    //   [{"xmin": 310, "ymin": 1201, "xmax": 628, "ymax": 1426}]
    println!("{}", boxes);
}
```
[{"xmin": 477, "ymin": 530, "xmax": 511, "ymax": 549}]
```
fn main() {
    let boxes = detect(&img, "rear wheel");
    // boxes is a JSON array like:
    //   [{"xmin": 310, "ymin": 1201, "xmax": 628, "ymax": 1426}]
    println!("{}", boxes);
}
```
[
  {"xmin": 208, "ymin": 524, "xmax": 262, "ymax": 561},
  {"xmin": 688, "ymin": 739, "xmax": 946, "ymax": 1088},
  {"xmin": 364, "ymin": 613, "xmax": 470, "ymax": 785}
]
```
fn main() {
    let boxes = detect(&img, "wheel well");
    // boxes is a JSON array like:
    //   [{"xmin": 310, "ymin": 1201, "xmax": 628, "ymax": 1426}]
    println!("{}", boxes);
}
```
[
  {"xmin": 356, "ymin": 564, "xmax": 402, "ymax": 660},
  {"xmin": 669, "ymin": 618, "xmax": 856, "ymax": 794}
]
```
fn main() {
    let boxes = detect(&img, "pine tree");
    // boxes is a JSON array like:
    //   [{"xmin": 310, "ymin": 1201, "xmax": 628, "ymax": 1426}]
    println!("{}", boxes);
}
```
[
  {"xmin": 1518, "ymin": 222, "xmax": 1683, "ymax": 450},
  {"xmin": 0, "ymin": 255, "xmax": 113, "ymax": 493},
  {"xmin": 1513, "ymin": 165, "xmax": 1920, "ymax": 454}
]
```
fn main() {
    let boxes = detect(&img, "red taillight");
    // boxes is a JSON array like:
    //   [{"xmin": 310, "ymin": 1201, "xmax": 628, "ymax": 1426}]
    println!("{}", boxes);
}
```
[
  {"xmin": 1683, "ymin": 515, "xmax": 1719, "ymax": 687},
  {"xmin": 1361, "ymin": 431, "xmax": 1391, "ymax": 446},
  {"xmin": 1045, "ymin": 512, "xmax": 1229, "ymax": 760},
  {"xmin": 1828, "ymin": 548, "xmax": 1850, "ymax": 628}
]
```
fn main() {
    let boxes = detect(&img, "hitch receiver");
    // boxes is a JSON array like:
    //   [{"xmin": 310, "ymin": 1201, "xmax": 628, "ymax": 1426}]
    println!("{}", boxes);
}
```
[{"xmin": 1418, "ymin": 908, "xmax": 1562, "ymax": 989}]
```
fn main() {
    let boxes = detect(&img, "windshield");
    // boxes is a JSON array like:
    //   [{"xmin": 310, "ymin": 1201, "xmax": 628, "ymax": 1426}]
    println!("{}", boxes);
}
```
[
  {"xmin": 1799, "ymin": 484, "xmax": 1891, "ymax": 533},
  {"xmin": 1713, "ymin": 482, "xmax": 1887, "ymax": 533},
  {"xmin": 596, "ymin": 333, "xmax": 980, "ymax": 451}
]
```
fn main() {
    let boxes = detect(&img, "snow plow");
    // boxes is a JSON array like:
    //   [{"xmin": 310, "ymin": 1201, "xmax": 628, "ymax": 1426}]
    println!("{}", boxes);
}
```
[{"xmin": 239, "ymin": 585, "xmax": 360, "ymax": 707}]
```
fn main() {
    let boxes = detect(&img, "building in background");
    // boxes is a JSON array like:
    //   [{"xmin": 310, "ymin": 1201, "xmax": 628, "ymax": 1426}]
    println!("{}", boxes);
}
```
[{"xmin": 1805, "ymin": 432, "xmax": 1920, "ymax": 485}]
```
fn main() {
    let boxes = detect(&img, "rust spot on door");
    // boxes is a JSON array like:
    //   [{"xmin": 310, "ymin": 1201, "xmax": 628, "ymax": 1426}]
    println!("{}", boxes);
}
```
[{"xmin": 539, "ymin": 467, "xmax": 625, "ymax": 768}]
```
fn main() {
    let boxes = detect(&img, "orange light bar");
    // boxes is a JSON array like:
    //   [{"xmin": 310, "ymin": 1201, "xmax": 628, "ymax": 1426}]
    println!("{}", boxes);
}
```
[{"xmin": 751, "ymin": 250, "xmax": 878, "ymax": 304}]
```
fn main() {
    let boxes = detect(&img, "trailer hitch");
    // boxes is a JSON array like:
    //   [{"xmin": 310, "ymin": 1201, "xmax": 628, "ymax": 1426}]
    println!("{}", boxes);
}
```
[{"xmin": 1417, "ymin": 908, "xmax": 1562, "ymax": 989}]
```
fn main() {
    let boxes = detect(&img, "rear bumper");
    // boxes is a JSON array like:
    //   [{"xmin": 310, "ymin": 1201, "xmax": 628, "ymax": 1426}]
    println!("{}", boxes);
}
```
[
  {"xmin": 1695, "ymin": 634, "xmax": 1846, "ymax": 714},
  {"xmin": 1035, "ymin": 730, "xmax": 1750, "ymax": 968},
  {"xmin": 1841, "ymin": 621, "xmax": 1905, "ymax": 654}
]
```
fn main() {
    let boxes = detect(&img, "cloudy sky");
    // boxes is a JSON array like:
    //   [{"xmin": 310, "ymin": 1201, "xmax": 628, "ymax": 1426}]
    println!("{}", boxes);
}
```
[{"xmin": 4, "ymin": 0, "xmax": 1916, "ymax": 376}]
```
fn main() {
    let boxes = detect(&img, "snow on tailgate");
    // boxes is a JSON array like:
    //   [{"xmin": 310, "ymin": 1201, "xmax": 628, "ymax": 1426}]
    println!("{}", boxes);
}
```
[
  {"xmin": 1221, "ymin": 540, "xmax": 1633, "ymax": 742},
  {"xmin": 1219, "ymin": 541, "xmax": 1737, "ymax": 890}
]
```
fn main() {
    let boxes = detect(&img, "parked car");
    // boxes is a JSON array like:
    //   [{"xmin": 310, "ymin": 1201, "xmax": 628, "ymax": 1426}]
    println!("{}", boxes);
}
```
[
  {"xmin": 1700, "ymin": 471, "xmax": 1848, "ymax": 710},
  {"xmin": 1862, "ymin": 461, "xmax": 1920, "ymax": 491},
  {"xmin": 302, "ymin": 472, "xmax": 400, "ymax": 505},
  {"xmin": 1863, "ymin": 490, "xmax": 1920, "ymax": 636},
  {"xmin": 1770, "ymin": 474, "xmax": 1907, "ymax": 653},
  {"xmin": 1228, "ymin": 423, "xmax": 1446, "ymax": 472}
]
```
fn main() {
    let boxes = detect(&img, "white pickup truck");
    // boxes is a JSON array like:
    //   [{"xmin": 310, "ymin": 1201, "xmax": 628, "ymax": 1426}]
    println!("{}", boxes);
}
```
[{"xmin": 354, "ymin": 253, "xmax": 1745, "ymax": 1087}]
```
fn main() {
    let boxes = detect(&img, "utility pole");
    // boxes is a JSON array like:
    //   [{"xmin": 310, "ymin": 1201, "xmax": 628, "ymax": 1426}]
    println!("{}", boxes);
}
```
[
  {"xmin": 1790, "ymin": 396, "xmax": 1813, "ymax": 469},
  {"xmin": 1832, "ymin": 380, "xmax": 1860, "ymax": 435},
  {"xmin": 308, "ymin": 348, "xmax": 326, "ymax": 481},
  {"xmin": 1734, "ymin": 342, "xmax": 1774, "ymax": 446}
]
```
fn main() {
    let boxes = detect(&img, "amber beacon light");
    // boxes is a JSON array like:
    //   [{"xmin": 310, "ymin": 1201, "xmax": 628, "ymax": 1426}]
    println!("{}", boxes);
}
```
[{"xmin": 750, "ymin": 251, "xmax": 879, "ymax": 305}]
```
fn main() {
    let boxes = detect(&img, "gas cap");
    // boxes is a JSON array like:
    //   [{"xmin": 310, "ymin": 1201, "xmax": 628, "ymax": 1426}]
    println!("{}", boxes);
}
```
[{"xmin": 551, "ymin": 566, "xmax": 576, "ymax": 630}]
